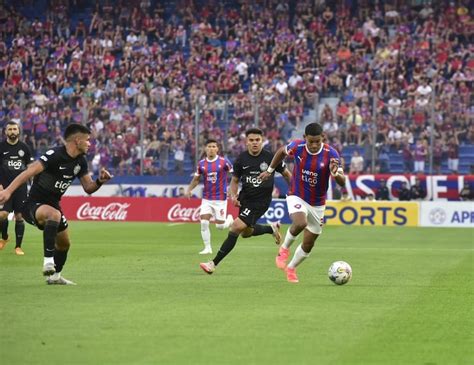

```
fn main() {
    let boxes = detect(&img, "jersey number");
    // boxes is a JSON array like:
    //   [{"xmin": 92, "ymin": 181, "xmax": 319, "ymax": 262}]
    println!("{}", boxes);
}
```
[{"xmin": 241, "ymin": 208, "xmax": 251, "ymax": 217}]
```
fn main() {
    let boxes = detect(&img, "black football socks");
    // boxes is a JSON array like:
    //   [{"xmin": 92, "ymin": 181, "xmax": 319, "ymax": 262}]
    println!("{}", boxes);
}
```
[
  {"xmin": 0, "ymin": 219, "xmax": 8, "ymax": 240},
  {"xmin": 213, "ymin": 231, "xmax": 239, "ymax": 266},
  {"xmin": 15, "ymin": 220, "xmax": 25, "ymax": 248},
  {"xmin": 54, "ymin": 249, "xmax": 69, "ymax": 273},
  {"xmin": 43, "ymin": 220, "xmax": 59, "ymax": 257},
  {"xmin": 251, "ymin": 224, "xmax": 273, "ymax": 236}
]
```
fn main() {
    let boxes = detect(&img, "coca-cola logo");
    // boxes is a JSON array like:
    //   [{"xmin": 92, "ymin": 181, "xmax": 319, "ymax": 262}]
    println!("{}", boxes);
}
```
[
  {"xmin": 77, "ymin": 202, "xmax": 130, "ymax": 221},
  {"xmin": 167, "ymin": 203, "xmax": 201, "ymax": 222}
]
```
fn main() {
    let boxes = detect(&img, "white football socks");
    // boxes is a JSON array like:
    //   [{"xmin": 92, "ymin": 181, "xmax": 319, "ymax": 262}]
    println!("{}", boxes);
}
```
[
  {"xmin": 282, "ymin": 229, "xmax": 297, "ymax": 249},
  {"xmin": 43, "ymin": 257, "xmax": 54, "ymax": 265},
  {"xmin": 200, "ymin": 220, "xmax": 211, "ymax": 250},
  {"xmin": 287, "ymin": 244, "xmax": 310, "ymax": 269}
]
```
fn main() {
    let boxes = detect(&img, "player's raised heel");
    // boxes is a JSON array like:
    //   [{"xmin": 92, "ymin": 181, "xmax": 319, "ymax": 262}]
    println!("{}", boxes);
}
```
[
  {"xmin": 275, "ymin": 247, "xmax": 289, "ymax": 270},
  {"xmin": 200, "ymin": 261, "xmax": 215, "ymax": 274},
  {"xmin": 270, "ymin": 222, "xmax": 281, "ymax": 245},
  {"xmin": 286, "ymin": 267, "xmax": 299, "ymax": 283},
  {"xmin": 43, "ymin": 262, "xmax": 56, "ymax": 276}
]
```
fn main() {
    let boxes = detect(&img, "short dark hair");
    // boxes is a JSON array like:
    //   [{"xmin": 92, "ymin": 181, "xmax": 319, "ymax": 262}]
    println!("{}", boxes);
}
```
[
  {"xmin": 64, "ymin": 123, "xmax": 91, "ymax": 140},
  {"xmin": 5, "ymin": 121, "xmax": 20, "ymax": 129},
  {"xmin": 304, "ymin": 122, "xmax": 323, "ymax": 136},
  {"xmin": 245, "ymin": 128, "xmax": 263, "ymax": 137},
  {"xmin": 205, "ymin": 139, "xmax": 218, "ymax": 146}
]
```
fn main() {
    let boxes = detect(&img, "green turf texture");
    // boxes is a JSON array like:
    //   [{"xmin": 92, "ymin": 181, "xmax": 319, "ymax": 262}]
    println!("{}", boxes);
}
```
[{"xmin": 0, "ymin": 222, "xmax": 472, "ymax": 365}]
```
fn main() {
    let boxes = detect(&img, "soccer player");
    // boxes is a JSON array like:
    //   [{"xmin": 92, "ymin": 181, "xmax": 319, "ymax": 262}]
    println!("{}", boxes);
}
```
[
  {"xmin": 186, "ymin": 139, "xmax": 234, "ymax": 254},
  {"xmin": 259, "ymin": 122, "xmax": 346, "ymax": 283},
  {"xmin": 200, "ymin": 128, "xmax": 292, "ymax": 274},
  {"xmin": 0, "ymin": 124, "xmax": 112, "ymax": 285},
  {"xmin": 0, "ymin": 122, "xmax": 34, "ymax": 255}
]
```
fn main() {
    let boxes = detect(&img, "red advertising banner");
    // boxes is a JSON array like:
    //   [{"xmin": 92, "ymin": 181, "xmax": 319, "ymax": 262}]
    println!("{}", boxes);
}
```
[{"xmin": 61, "ymin": 197, "xmax": 240, "ymax": 222}]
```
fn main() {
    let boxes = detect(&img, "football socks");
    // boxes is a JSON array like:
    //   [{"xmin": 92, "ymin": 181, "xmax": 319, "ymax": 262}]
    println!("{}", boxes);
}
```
[
  {"xmin": 282, "ymin": 229, "xmax": 297, "ymax": 249},
  {"xmin": 43, "ymin": 220, "xmax": 59, "ymax": 257},
  {"xmin": 200, "ymin": 220, "xmax": 211, "ymax": 249},
  {"xmin": 0, "ymin": 219, "xmax": 8, "ymax": 240},
  {"xmin": 54, "ymin": 249, "xmax": 68, "ymax": 274},
  {"xmin": 287, "ymin": 244, "xmax": 310, "ymax": 269},
  {"xmin": 15, "ymin": 220, "xmax": 25, "ymax": 248},
  {"xmin": 213, "ymin": 231, "xmax": 239, "ymax": 266},
  {"xmin": 251, "ymin": 224, "xmax": 273, "ymax": 236}
]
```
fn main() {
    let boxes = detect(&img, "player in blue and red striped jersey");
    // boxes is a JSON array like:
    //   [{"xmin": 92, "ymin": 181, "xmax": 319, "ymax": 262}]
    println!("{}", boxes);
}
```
[
  {"xmin": 186, "ymin": 139, "xmax": 234, "ymax": 255},
  {"xmin": 259, "ymin": 123, "xmax": 346, "ymax": 283}
]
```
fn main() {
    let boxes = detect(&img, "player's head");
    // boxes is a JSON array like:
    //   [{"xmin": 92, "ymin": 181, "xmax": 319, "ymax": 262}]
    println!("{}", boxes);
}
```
[
  {"xmin": 64, "ymin": 123, "xmax": 92, "ymax": 155},
  {"xmin": 4, "ymin": 121, "xmax": 20, "ymax": 143},
  {"xmin": 204, "ymin": 139, "xmax": 219, "ymax": 159},
  {"xmin": 304, "ymin": 122, "xmax": 324, "ymax": 154},
  {"xmin": 245, "ymin": 128, "xmax": 264, "ymax": 156}
]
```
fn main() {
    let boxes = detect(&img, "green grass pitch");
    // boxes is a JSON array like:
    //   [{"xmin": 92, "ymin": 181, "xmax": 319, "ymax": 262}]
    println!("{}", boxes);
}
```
[{"xmin": 0, "ymin": 222, "xmax": 473, "ymax": 365}]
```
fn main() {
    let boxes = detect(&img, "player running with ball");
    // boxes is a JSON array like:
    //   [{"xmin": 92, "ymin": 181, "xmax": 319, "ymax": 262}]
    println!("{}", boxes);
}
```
[{"xmin": 259, "ymin": 122, "xmax": 346, "ymax": 283}]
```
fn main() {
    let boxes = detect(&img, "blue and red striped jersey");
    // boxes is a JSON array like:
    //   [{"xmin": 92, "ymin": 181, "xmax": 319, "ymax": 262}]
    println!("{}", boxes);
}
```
[
  {"xmin": 196, "ymin": 156, "xmax": 233, "ymax": 201},
  {"xmin": 286, "ymin": 139, "xmax": 341, "ymax": 206}
]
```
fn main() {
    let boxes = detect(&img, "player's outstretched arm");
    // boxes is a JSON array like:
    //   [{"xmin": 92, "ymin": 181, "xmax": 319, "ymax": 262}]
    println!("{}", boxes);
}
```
[
  {"xmin": 80, "ymin": 167, "xmax": 113, "ymax": 195},
  {"xmin": 0, "ymin": 161, "xmax": 44, "ymax": 204},
  {"xmin": 258, "ymin": 145, "xmax": 287, "ymax": 181}
]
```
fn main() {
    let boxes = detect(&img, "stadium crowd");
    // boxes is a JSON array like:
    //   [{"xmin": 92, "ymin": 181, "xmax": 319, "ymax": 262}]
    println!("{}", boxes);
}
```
[{"xmin": 0, "ymin": 0, "xmax": 472, "ymax": 176}]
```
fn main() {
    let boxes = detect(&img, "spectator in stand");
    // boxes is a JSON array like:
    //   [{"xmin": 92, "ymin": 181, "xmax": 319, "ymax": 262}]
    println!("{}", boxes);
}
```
[
  {"xmin": 413, "ymin": 139, "xmax": 427, "ymax": 174},
  {"xmin": 349, "ymin": 150, "xmax": 364, "ymax": 175},
  {"xmin": 397, "ymin": 182, "xmax": 411, "ymax": 201},
  {"xmin": 0, "ymin": 0, "xmax": 471, "ymax": 177},
  {"xmin": 459, "ymin": 181, "xmax": 473, "ymax": 201},
  {"xmin": 376, "ymin": 179, "xmax": 390, "ymax": 201},
  {"xmin": 410, "ymin": 178, "xmax": 426, "ymax": 200},
  {"xmin": 447, "ymin": 133, "xmax": 460, "ymax": 174}
]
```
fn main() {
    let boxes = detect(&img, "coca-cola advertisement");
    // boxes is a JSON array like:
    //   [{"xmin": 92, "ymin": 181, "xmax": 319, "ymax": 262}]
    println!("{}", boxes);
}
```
[{"xmin": 61, "ymin": 197, "xmax": 239, "ymax": 222}]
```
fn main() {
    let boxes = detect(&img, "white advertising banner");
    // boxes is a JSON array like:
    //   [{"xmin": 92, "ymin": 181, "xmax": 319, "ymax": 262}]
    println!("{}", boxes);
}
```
[{"xmin": 420, "ymin": 201, "xmax": 474, "ymax": 228}]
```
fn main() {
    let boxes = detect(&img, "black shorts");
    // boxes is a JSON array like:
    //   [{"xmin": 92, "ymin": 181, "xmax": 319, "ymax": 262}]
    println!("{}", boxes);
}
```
[
  {"xmin": 0, "ymin": 185, "xmax": 27, "ymax": 213},
  {"xmin": 21, "ymin": 199, "xmax": 69, "ymax": 233},
  {"xmin": 238, "ymin": 201, "xmax": 270, "ymax": 228}
]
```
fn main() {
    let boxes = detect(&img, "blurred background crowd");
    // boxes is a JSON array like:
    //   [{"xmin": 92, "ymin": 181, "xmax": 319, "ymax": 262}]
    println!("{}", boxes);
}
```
[{"xmin": 0, "ymin": 0, "xmax": 472, "ymax": 177}]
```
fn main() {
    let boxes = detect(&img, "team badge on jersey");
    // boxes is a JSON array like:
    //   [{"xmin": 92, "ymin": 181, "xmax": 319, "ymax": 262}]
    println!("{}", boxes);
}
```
[
  {"xmin": 73, "ymin": 164, "xmax": 81, "ymax": 175},
  {"xmin": 18, "ymin": 149, "xmax": 24, "ymax": 157},
  {"xmin": 259, "ymin": 162, "xmax": 268, "ymax": 171}
]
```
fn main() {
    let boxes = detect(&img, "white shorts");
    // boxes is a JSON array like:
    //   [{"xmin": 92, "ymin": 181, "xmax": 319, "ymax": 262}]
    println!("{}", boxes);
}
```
[
  {"xmin": 286, "ymin": 195, "xmax": 325, "ymax": 234},
  {"xmin": 200, "ymin": 199, "xmax": 228, "ymax": 222}
]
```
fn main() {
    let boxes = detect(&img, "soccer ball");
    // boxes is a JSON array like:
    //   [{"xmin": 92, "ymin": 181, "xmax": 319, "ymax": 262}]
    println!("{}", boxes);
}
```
[{"xmin": 328, "ymin": 261, "xmax": 352, "ymax": 285}]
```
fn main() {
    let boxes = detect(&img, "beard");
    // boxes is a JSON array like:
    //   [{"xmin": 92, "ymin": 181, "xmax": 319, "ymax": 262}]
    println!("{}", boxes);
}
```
[{"xmin": 7, "ymin": 134, "xmax": 19, "ymax": 142}]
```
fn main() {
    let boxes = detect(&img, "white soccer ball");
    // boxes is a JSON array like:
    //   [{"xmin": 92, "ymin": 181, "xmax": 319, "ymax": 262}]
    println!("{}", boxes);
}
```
[{"xmin": 328, "ymin": 261, "xmax": 352, "ymax": 285}]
